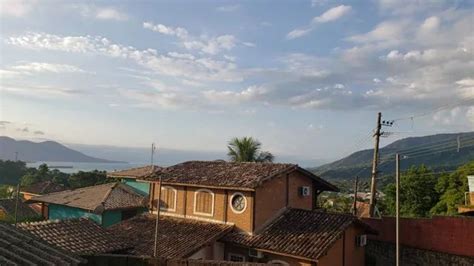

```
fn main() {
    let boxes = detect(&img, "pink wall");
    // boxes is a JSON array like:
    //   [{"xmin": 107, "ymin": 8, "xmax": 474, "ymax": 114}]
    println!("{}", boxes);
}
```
[{"xmin": 362, "ymin": 216, "xmax": 474, "ymax": 257}]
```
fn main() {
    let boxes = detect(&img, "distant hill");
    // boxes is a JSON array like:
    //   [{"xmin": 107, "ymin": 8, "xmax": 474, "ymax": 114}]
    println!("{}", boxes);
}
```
[
  {"xmin": 0, "ymin": 136, "xmax": 123, "ymax": 163},
  {"xmin": 312, "ymin": 132, "xmax": 474, "ymax": 180}
]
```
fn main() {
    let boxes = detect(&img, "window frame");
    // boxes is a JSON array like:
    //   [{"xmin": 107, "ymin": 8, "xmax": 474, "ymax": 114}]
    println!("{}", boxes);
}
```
[
  {"xmin": 193, "ymin": 188, "xmax": 215, "ymax": 217},
  {"xmin": 229, "ymin": 192, "xmax": 248, "ymax": 214},
  {"xmin": 160, "ymin": 186, "xmax": 177, "ymax": 212},
  {"xmin": 228, "ymin": 253, "xmax": 246, "ymax": 262}
]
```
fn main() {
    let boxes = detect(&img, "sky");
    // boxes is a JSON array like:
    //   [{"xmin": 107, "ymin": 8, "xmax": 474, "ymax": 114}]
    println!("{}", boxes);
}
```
[{"xmin": 0, "ymin": 0, "xmax": 473, "ymax": 163}]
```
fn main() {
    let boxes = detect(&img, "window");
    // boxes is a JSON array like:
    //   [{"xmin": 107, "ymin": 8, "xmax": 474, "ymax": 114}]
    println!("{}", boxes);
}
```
[
  {"xmin": 193, "ymin": 189, "xmax": 214, "ymax": 216},
  {"xmin": 228, "ymin": 253, "xmax": 245, "ymax": 262},
  {"xmin": 160, "ymin": 186, "xmax": 177, "ymax": 212},
  {"xmin": 230, "ymin": 192, "xmax": 247, "ymax": 214}
]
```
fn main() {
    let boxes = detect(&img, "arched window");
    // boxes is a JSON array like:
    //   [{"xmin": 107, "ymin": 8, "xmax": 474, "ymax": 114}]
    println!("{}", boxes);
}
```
[
  {"xmin": 160, "ymin": 186, "xmax": 177, "ymax": 212},
  {"xmin": 268, "ymin": 260, "xmax": 289, "ymax": 266},
  {"xmin": 193, "ymin": 189, "xmax": 214, "ymax": 216}
]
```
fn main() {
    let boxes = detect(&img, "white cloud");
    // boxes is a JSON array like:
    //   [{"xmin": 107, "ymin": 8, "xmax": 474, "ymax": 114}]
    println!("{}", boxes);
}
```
[
  {"xmin": 143, "ymin": 22, "xmax": 189, "ymax": 39},
  {"xmin": 1, "ymin": 84, "xmax": 81, "ymax": 98},
  {"xmin": 74, "ymin": 5, "xmax": 128, "ymax": 21},
  {"xmin": 216, "ymin": 5, "xmax": 240, "ymax": 12},
  {"xmin": 287, "ymin": 5, "xmax": 351, "ymax": 40},
  {"xmin": 312, "ymin": 5, "xmax": 352, "ymax": 23},
  {"xmin": 11, "ymin": 62, "xmax": 86, "ymax": 73},
  {"xmin": 0, "ymin": 0, "xmax": 36, "ymax": 17},
  {"xmin": 311, "ymin": 0, "xmax": 327, "ymax": 7}
]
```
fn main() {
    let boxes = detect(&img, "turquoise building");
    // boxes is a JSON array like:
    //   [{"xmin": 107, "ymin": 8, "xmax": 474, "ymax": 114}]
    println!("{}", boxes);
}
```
[
  {"xmin": 28, "ymin": 182, "xmax": 147, "ymax": 227},
  {"xmin": 107, "ymin": 165, "xmax": 161, "ymax": 196}
]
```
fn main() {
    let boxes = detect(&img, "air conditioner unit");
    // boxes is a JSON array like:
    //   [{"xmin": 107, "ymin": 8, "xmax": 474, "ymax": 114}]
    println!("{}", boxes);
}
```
[
  {"xmin": 300, "ymin": 186, "xmax": 311, "ymax": 197},
  {"xmin": 248, "ymin": 249, "xmax": 264, "ymax": 258},
  {"xmin": 356, "ymin": 235, "xmax": 367, "ymax": 247}
]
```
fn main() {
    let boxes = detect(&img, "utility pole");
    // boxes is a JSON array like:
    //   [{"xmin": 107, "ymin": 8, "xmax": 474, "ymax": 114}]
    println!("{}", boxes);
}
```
[
  {"xmin": 369, "ymin": 112, "xmax": 382, "ymax": 217},
  {"xmin": 14, "ymin": 151, "xmax": 20, "ymax": 226},
  {"xmin": 395, "ymin": 153, "xmax": 400, "ymax": 266},
  {"xmin": 152, "ymin": 142, "xmax": 162, "ymax": 261},
  {"xmin": 353, "ymin": 176, "xmax": 359, "ymax": 216}
]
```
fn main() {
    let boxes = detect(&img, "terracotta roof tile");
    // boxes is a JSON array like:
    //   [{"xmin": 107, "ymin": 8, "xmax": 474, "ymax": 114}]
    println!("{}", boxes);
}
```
[
  {"xmin": 18, "ymin": 219, "xmax": 129, "ymax": 255},
  {"xmin": 141, "ymin": 161, "xmax": 337, "ymax": 191},
  {"xmin": 223, "ymin": 208, "xmax": 376, "ymax": 261},
  {"xmin": 27, "ymin": 182, "xmax": 147, "ymax": 213},
  {"xmin": 21, "ymin": 180, "xmax": 66, "ymax": 195},
  {"xmin": 108, "ymin": 214, "xmax": 233, "ymax": 259},
  {"xmin": 0, "ymin": 199, "xmax": 39, "ymax": 221},
  {"xmin": 0, "ymin": 222, "xmax": 85, "ymax": 265},
  {"xmin": 107, "ymin": 165, "xmax": 162, "ymax": 179}
]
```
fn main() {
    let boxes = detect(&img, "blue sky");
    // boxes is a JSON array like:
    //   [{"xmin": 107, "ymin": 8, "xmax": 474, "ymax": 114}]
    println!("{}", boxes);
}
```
[{"xmin": 1, "ymin": 0, "xmax": 473, "ymax": 162}]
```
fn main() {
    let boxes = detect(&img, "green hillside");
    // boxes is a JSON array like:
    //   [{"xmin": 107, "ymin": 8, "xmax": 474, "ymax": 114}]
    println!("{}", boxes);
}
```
[{"xmin": 313, "ymin": 132, "xmax": 474, "ymax": 181}]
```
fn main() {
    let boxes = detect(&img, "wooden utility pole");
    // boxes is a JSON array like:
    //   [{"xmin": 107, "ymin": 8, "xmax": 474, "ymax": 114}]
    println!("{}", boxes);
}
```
[
  {"xmin": 395, "ymin": 153, "xmax": 400, "ymax": 266},
  {"xmin": 353, "ymin": 176, "xmax": 359, "ymax": 216},
  {"xmin": 151, "ymin": 142, "xmax": 161, "ymax": 261},
  {"xmin": 369, "ymin": 112, "xmax": 382, "ymax": 217}
]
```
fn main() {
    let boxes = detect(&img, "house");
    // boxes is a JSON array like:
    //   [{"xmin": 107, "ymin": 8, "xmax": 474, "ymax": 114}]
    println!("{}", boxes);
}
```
[
  {"xmin": 0, "ymin": 222, "xmax": 85, "ymax": 265},
  {"xmin": 18, "ymin": 219, "xmax": 129, "ymax": 255},
  {"xmin": 0, "ymin": 198, "xmax": 40, "ymax": 222},
  {"xmin": 26, "ymin": 182, "xmax": 148, "ymax": 227},
  {"xmin": 21, "ymin": 180, "xmax": 67, "ymax": 216},
  {"xmin": 108, "ymin": 160, "xmax": 376, "ymax": 265},
  {"xmin": 458, "ymin": 175, "xmax": 474, "ymax": 216},
  {"xmin": 107, "ymin": 165, "xmax": 161, "ymax": 195}
]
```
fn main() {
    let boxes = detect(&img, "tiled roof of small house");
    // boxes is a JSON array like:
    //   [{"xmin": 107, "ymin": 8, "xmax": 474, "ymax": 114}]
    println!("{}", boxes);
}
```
[
  {"xmin": 223, "ymin": 208, "xmax": 376, "ymax": 262},
  {"xmin": 18, "ymin": 219, "xmax": 130, "ymax": 255},
  {"xmin": 0, "ymin": 222, "xmax": 85, "ymax": 265},
  {"xmin": 108, "ymin": 213, "xmax": 233, "ymax": 259},
  {"xmin": 141, "ymin": 161, "xmax": 338, "ymax": 191},
  {"xmin": 107, "ymin": 165, "xmax": 162, "ymax": 179},
  {"xmin": 21, "ymin": 180, "xmax": 67, "ymax": 195},
  {"xmin": 0, "ymin": 198, "xmax": 39, "ymax": 221},
  {"xmin": 26, "ymin": 182, "xmax": 147, "ymax": 213}
]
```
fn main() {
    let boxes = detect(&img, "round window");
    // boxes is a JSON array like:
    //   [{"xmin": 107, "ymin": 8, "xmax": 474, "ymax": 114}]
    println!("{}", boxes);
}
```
[{"xmin": 230, "ymin": 193, "xmax": 247, "ymax": 213}]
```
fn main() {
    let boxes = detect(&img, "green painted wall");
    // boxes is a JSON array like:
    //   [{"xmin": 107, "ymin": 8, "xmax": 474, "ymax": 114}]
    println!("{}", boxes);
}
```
[
  {"xmin": 122, "ymin": 178, "xmax": 150, "ymax": 195},
  {"xmin": 48, "ymin": 204, "xmax": 102, "ymax": 224},
  {"xmin": 102, "ymin": 210, "xmax": 122, "ymax": 227}
]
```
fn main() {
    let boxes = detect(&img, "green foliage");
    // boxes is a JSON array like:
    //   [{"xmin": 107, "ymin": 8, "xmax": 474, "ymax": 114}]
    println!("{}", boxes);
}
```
[
  {"xmin": 68, "ymin": 170, "xmax": 107, "ymax": 189},
  {"xmin": 227, "ymin": 137, "xmax": 274, "ymax": 163},
  {"xmin": 20, "ymin": 164, "xmax": 69, "ymax": 187},
  {"xmin": 381, "ymin": 165, "xmax": 439, "ymax": 217},
  {"xmin": 320, "ymin": 192, "xmax": 353, "ymax": 213},
  {"xmin": 0, "ymin": 185, "xmax": 15, "ymax": 198},
  {"xmin": 430, "ymin": 161, "xmax": 474, "ymax": 215},
  {"xmin": 0, "ymin": 160, "xmax": 27, "ymax": 185}
]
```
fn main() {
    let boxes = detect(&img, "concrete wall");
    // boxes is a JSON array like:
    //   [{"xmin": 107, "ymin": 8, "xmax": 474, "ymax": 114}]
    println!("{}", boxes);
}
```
[
  {"xmin": 366, "ymin": 240, "xmax": 474, "ymax": 266},
  {"xmin": 122, "ymin": 179, "xmax": 150, "ymax": 195},
  {"xmin": 362, "ymin": 216, "xmax": 474, "ymax": 257},
  {"xmin": 48, "ymin": 204, "xmax": 102, "ymax": 224}
]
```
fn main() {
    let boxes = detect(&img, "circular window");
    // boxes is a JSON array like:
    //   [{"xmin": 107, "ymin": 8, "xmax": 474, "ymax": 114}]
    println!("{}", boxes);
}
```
[{"xmin": 230, "ymin": 193, "xmax": 247, "ymax": 213}]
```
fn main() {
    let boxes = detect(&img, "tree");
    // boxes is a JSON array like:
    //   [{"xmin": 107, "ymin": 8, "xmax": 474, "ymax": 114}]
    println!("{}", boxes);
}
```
[
  {"xmin": 0, "ymin": 160, "xmax": 28, "ymax": 185},
  {"xmin": 68, "ymin": 170, "xmax": 107, "ymax": 189},
  {"xmin": 430, "ymin": 161, "xmax": 474, "ymax": 215},
  {"xmin": 227, "ymin": 137, "xmax": 274, "ymax": 163},
  {"xmin": 381, "ymin": 165, "xmax": 439, "ymax": 217}
]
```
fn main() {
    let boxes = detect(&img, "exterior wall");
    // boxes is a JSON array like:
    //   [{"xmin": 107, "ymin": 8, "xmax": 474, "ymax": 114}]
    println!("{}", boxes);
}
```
[
  {"xmin": 102, "ymin": 210, "xmax": 122, "ymax": 227},
  {"xmin": 48, "ymin": 204, "xmax": 102, "ymax": 224},
  {"xmin": 288, "ymin": 172, "xmax": 313, "ymax": 210},
  {"xmin": 362, "ymin": 216, "xmax": 474, "ymax": 257},
  {"xmin": 185, "ymin": 187, "xmax": 226, "ymax": 221},
  {"xmin": 366, "ymin": 240, "xmax": 474, "ymax": 266},
  {"xmin": 122, "ymin": 178, "xmax": 150, "ymax": 195},
  {"xmin": 224, "ymin": 244, "xmax": 313, "ymax": 265},
  {"xmin": 318, "ymin": 236, "xmax": 343, "ymax": 266},
  {"xmin": 343, "ymin": 225, "xmax": 365, "ymax": 266},
  {"xmin": 226, "ymin": 190, "xmax": 253, "ymax": 232},
  {"xmin": 254, "ymin": 173, "xmax": 287, "ymax": 231},
  {"xmin": 0, "ymin": 209, "xmax": 7, "ymax": 221}
]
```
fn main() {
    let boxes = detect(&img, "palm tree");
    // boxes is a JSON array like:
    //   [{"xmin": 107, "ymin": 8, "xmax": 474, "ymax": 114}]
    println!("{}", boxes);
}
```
[{"xmin": 227, "ymin": 137, "xmax": 274, "ymax": 163}]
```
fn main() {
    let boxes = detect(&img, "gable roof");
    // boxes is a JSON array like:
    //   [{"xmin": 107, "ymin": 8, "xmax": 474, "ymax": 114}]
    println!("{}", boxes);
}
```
[
  {"xmin": 223, "ymin": 208, "xmax": 376, "ymax": 262},
  {"xmin": 18, "ymin": 219, "xmax": 130, "ymax": 255},
  {"xmin": 21, "ymin": 180, "xmax": 66, "ymax": 195},
  {"xmin": 108, "ymin": 213, "xmax": 233, "ymax": 259},
  {"xmin": 0, "ymin": 222, "xmax": 85, "ymax": 265},
  {"xmin": 27, "ymin": 182, "xmax": 147, "ymax": 213},
  {"xmin": 107, "ymin": 165, "xmax": 162, "ymax": 179},
  {"xmin": 0, "ymin": 198, "xmax": 39, "ymax": 221},
  {"xmin": 140, "ymin": 161, "xmax": 338, "ymax": 191}
]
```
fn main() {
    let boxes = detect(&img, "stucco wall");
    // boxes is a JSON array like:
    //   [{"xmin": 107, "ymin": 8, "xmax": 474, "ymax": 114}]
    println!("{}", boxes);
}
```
[
  {"xmin": 48, "ymin": 204, "xmax": 102, "ymax": 224},
  {"xmin": 288, "ymin": 171, "xmax": 313, "ymax": 210},
  {"xmin": 123, "ymin": 179, "xmax": 150, "ymax": 195}
]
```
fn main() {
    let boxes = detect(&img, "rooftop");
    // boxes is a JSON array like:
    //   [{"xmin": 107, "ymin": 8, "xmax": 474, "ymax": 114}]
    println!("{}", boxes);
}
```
[
  {"xmin": 223, "ymin": 208, "xmax": 376, "ymax": 261},
  {"xmin": 0, "ymin": 198, "xmax": 39, "ymax": 221},
  {"xmin": 107, "ymin": 165, "xmax": 162, "ymax": 179},
  {"xmin": 0, "ymin": 222, "xmax": 85, "ymax": 265},
  {"xmin": 27, "ymin": 182, "xmax": 147, "ymax": 213},
  {"xmin": 21, "ymin": 180, "xmax": 67, "ymax": 195},
  {"xmin": 141, "ymin": 160, "xmax": 338, "ymax": 191},
  {"xmin": 18, "ymin": 219, "xmax": 129, "ymax": 255},
  {"xmin": 108, "ymin": 213, "xmax": 233, "ymax": 258}
]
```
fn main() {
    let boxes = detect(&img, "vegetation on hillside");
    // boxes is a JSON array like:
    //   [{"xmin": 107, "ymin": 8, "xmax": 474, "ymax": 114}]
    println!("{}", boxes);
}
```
[{"xmin": 227, "ymin": 137, "xmax": 274, "ymax": 163}]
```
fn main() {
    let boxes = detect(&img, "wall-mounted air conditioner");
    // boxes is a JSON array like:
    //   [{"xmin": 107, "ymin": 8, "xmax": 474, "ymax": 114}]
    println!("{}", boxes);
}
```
[
  {"xmin": 248, "ymin": 249, "xmax": 264, "ymax": 258},
  {"xmin": 299, "ymin": 186, "xmax": 311, "ymax": 197},
  {"xmin": 356, "ymin": 234, "xmax": 367, "ymax": 247}
]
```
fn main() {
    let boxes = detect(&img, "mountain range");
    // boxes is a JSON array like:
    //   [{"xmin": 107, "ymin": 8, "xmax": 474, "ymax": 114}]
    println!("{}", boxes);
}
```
[
  {"xmin": 0, "ymin": 136, "xmax": 122, "ymax": 163},
  {"xmin": 312, "ymin": 132, "xmax": 474, "ymax": 180}
]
